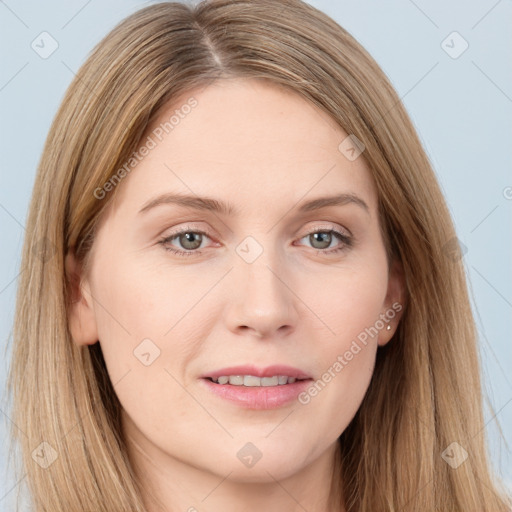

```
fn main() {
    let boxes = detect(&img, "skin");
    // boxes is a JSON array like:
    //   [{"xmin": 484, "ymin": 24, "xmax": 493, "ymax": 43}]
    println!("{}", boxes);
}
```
[{"xmin": 66, "ymin": 78, "xmax": 404, "ymax": 512}]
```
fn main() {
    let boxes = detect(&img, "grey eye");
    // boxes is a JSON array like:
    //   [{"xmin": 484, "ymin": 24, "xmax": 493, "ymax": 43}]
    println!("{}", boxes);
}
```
[
  {"xmin": 176, "ymin": 232, "xmax": 203, "ymax": 250},
  {"xmin": 308, "ymin": 232, "xmax": 333, "ymax": 250}
]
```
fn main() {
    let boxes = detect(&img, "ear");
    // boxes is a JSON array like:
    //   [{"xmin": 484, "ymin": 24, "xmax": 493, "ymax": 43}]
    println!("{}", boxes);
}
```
[
  {"xmin": 378, "ymin": 258, "xmax": 406, "ymax": 347},
  {"xmin": 65, "ymin": 250, "xmax": 99, "ymax": 346}
]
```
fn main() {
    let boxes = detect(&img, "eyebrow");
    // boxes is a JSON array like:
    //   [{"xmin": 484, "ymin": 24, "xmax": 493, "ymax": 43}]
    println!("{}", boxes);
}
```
[{"xmin": 138, "ymin": 192, "xmax": 370, "ymax": 216}]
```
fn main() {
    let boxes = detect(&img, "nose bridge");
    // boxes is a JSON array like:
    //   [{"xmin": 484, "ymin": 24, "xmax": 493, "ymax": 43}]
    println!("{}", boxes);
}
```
[{"xmin": 228, "ymin": 234, "xmax": 298, "ymax": 336}]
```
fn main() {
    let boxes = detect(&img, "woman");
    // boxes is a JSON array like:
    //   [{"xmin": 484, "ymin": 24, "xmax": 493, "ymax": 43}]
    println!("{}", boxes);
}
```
[{"xmin": 7, "ymin": 0, "xmax": 511, "ymax": 510}]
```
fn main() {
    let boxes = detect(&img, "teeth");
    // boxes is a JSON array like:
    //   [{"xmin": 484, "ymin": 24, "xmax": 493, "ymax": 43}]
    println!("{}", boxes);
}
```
[
  {"xmin": 261, "ymin": 376, "xmax": 279, "ymax": 386},
  {"xmin": 211, "ymin": 375, "xmax": 301, "ymax": 386},
  {"xmin": 229, "ymin": 375, "xmax": 244, "ymax": 386},
  {"xmin": 243, "ymin": 375, "xmax": 261, "ymax": 387}
]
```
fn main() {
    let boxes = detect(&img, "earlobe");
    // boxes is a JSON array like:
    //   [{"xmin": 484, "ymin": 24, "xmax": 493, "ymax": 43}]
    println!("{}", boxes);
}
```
[
  {"xmin": 378, "ymin": 258, "xmax": 406, "ymax": 347},
  {"xmin": 65, "ymin": 251, "xmax": 99, "ymax": 346}
]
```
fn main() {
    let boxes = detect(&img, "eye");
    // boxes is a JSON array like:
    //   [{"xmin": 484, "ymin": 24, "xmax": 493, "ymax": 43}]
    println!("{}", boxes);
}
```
[
  {"xmin": 158, "ymin": 226, "xmax": 214, "ymax": 257},
  {"xmin": 296, "ymin": 227, "xmax": 353, "ymax": 255}
]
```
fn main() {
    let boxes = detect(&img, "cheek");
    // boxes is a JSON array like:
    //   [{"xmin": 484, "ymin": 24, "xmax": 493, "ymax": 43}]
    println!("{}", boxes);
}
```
[
  {"xmin": 292, "ymin": 261, "xmax": 387, "ymax": 434},
  {"xmin": 297, "ymin": 256, "xmax": 388, "ymax": 345},
  {"xmin": 295, "ymin": 345, "xmax": 376, "ymax": 452},
  {"xmin": 88, "ymin": 255, "xmax": 218, "ymax": 448},
  {"xmin": 88, "ymin": 251, "xmax": 223, "ymax": 411},
  {"xmin": 295, "ymin": 313, "xmax": 379, "ymax": 447},
  {"xmin": 91, "ymin": 251, "xmax": 209, "ymax": 342}
]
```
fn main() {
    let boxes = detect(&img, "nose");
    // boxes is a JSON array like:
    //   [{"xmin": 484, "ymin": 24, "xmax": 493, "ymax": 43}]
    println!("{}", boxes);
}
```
[{"xmin": 224, "ymin": 248, "xmax": 299, "ymax": 339}]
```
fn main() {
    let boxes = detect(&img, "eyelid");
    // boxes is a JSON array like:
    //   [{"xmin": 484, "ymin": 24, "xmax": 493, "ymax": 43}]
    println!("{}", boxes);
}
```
[
  {"xmin": 300, "ymin": 221, "xmax": 352, "ymax": 238},
  {"xmin": 162, "ymin": 223, "xmax": 216, "ymax": 239}
]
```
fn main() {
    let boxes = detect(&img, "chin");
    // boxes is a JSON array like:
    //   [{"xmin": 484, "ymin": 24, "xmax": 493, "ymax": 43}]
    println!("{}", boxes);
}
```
[
  {"xmin": 218, "ymin": 459, "xmax": 305, "ymax": 483},
  {"xmin": 198, "ymin": 443, "xmax": 310, "ymax": 483}
]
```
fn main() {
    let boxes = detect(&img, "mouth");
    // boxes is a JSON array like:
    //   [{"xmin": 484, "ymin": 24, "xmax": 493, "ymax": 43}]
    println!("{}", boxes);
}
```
[
  {"xmin": 200, "ymin": 365, "xmax": 313, "ymax": 409},
  {"xmin": 205, "ymin": 375, "xmax": 308, "ymax": 386}
]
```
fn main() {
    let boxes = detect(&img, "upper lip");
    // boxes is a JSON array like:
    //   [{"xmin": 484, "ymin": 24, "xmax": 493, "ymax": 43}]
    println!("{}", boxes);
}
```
[{"xmin": 201, "ymin": 365, "xmax": 312, "ymax": 380}]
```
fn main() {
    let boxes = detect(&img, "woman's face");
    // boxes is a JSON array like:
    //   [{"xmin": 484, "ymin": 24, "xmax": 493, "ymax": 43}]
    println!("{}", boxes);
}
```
[{"xmin": 68, "ymin": 78, "xmax": 403, "ymax": 485}]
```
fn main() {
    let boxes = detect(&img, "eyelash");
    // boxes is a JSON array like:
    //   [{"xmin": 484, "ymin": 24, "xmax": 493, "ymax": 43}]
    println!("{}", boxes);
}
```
[{"xmin": 158, "ymin": 224, "xmax": 353, "ymax": 258}]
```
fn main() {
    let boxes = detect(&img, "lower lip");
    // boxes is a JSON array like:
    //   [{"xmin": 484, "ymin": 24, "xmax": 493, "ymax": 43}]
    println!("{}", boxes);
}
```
[{"xmin": 200, "ymin": 378, "xmax": 312, "ymax": 409}]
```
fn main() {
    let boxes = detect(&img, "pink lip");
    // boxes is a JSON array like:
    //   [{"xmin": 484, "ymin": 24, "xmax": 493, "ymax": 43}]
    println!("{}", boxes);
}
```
[
  {"xmin": 199, "ymin": 365, "xmax": 313, "ymax": 410},
  {"xmin": 200, "ymin": 378, "xmax": 311, "ymax": 409},
  {"xmin": 201, "ymin": 364, "xmax": 311, "ymax": 380}
]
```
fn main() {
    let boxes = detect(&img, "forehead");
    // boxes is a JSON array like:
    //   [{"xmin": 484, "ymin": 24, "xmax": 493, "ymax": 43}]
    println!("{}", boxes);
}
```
[{"xmin": 106, "ymin": 78, "xmax": 378, "ymax": 220}]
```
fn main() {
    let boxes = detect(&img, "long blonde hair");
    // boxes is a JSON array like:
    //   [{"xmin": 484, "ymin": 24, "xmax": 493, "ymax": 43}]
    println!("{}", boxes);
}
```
[{"xmin": 6, "ymin": 0, "xmax": 511, "ymax": 510}]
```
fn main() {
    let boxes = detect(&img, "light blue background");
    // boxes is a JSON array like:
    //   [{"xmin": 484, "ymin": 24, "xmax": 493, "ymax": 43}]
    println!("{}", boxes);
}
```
[{"xmin": 1, "ymin": 0, "xmax": 511, "ymax": 509}]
